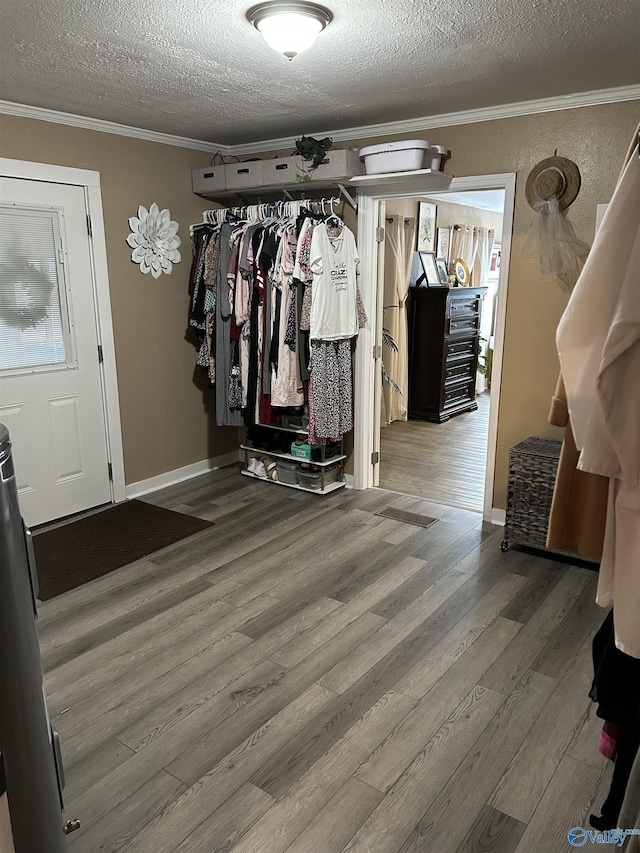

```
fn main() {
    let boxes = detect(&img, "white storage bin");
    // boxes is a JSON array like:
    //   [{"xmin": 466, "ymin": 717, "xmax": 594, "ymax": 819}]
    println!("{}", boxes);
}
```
[
  {"xmin": 358, "ymin": 139, "xmax": 430, "ymax": 175},
  {"xmin": 192, "ymin": 165, "xmax": 227, "ymax": 194},
  {"xmin": 225, "ymin": 160, "xmax": 264, "ymax": 190},
  {"xmin": 426, "ymin": 145, "xmax": 449, "ymax": 172},
  {"xmin": 310, "ymin": 149, "xmax": 363, "ymax": 180},
  {"xmin": 262, "ymin": 156, "xmax": 304, "ymax": 186}
]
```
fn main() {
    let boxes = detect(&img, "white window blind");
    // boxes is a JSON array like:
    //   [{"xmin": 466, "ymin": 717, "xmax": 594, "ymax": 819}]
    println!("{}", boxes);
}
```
[{"xmin": 0, "ymin": 206, "xmax": 72, "ymax": 373}]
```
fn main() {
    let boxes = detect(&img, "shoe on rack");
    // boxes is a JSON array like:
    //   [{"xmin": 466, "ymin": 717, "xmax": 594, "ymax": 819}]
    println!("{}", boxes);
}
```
[
  {"xmin": 247, "ymin": 456, "xmax": 258, "ymax": 474},
  {"xmin": 265, "ymin": 460, "xmax": 278, "ymax": 481},
  {"xmin": 254, "ymin": 460, "xmax": 267, "ymax": 478}
]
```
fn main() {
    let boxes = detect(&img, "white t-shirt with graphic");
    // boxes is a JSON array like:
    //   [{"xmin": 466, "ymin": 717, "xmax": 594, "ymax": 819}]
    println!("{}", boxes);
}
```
[{"xmin": 309, "ymin": 223, "xmax": 360, "ymax": 341}]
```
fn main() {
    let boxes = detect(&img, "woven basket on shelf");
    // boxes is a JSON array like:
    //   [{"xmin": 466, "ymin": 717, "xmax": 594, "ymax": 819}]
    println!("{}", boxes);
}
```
[{"xmin": 503, "ymin": 436, "xmax": 562, "ymax": 551}]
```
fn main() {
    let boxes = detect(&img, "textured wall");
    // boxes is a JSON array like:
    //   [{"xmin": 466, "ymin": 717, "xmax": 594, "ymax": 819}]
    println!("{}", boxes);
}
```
[
  {"xmin": 376, "ymin": 101, "xmax": 639, "ymax": 507},
  {"xmin": 420, "ymin": 199, "xmax": 503, "ymax": 236},
  {"xmin": 0, "ymin": 115, "xmax": 238, "ymax": 485},
  {"xmin": 387, "ymin": 195, "xmax": 503, "ymax": 231},
  {"xmin": 2, "ymin": 100, "xmax": 638, "ymax": 503},
  {"xmin": 257, "ymin": 100, "xmax": 639, "ymax": 505}
]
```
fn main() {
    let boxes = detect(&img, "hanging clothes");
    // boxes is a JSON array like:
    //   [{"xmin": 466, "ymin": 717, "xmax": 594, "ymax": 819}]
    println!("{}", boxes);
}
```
[
  {"xmin": 555, "ymin": 135, "xmax": 640, "ymax": 658},
  {"xmin": 188, "ymin": 227, "xmax": 213, "ymax": 332},
  {"xmin": 589, "ymin": 610, "xmax": 640, "ymax": 830},
  {"xmin": 546, "ymin": 372, "xmax": 609, "ymax": 561},
  {"xmin": 309, "ymin": 221, "xmax": 361, "ymax": 340},
  {"xmin": 271, "ymin": 226, "xmax": 304, "ymax": 407},
  {"xmin": 188, "ymin": 200, "xmax": 364, "ymax": 443},
  {"xmin": 308, "ymin": 339, "xmax": 353, "ymax": 442},
  {"xmin": 216, "ymin": 222, "xmax": 244, "ymax": 427},
  {"xmin": 307, "ymin": 220, "xmax": 367, "ymax": 443}
]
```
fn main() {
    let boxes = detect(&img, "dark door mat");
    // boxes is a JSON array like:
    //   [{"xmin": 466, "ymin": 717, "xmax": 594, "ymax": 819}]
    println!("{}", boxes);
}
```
[
  {"xmin": 375, "ymin": 507, "xmax": 439, "ymax": 529},
  {"xmin": 32, "ymin": 499, "xmax": 214, "ymax": 600}
]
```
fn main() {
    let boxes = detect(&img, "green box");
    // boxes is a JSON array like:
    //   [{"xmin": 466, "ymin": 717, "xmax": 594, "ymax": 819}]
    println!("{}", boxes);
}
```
[{"xmin": 290, "ymin": 442, "xmax": 321, "ymax": 461}]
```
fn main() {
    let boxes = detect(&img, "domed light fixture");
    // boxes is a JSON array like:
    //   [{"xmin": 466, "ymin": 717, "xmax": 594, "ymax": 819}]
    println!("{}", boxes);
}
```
[{"xmin": 247, "ymin": 2, "xmax": 332, "ymax": 60}]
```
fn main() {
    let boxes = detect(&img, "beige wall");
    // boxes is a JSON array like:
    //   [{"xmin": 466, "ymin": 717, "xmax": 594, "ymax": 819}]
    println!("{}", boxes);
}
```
[
  {"xmin": 360, "ymin": 102, "xmax": 639, "ymax": 507},
  {"xmin": 0, "ymin": 115, "xmax": 239, "ymax": 485},
  {"xmin": 387, "ymin": 196, "xmax": 502, "ymax": 236},
  {"xmin": 422, "ymin": 198, "xmax": 503, "ymax": 237},
  {"xmin": 257, "ymin": 100, "xmax": 639, "ymax": 507},
  {"xmin": 2, "ymin": 100, "xmax": 637, "ymax": 503}
]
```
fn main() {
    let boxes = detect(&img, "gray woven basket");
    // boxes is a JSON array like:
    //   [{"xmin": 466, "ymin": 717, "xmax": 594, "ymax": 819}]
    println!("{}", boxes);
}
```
[{"xmin": 502, "ymin": 436, "xmax": 562, "ymax": 551}]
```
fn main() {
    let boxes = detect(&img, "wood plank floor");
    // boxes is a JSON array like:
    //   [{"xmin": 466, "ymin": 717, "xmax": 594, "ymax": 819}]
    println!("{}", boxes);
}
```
[
  {"xmin": 379, "ymin": 391, "xmax": 490, "ymax": 511},
  {"xmin": 37, "ymin": 466, "xmax": 610, "ymax": 853}
]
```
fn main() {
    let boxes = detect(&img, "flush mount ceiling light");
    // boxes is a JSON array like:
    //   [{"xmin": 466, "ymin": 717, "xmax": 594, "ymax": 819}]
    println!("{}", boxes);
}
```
[{"xmin": 247, "ymin": 2, "xmax": 332, "ymax": 60}]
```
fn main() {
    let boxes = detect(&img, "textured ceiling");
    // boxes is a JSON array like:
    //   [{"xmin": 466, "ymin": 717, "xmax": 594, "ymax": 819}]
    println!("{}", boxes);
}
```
[{"xmin": 1, "ymin": 0, "xmax": 638, "ymax": 145}]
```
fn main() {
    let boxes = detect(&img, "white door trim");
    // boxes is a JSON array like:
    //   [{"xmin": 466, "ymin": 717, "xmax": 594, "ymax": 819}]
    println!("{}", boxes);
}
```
[
  {"xmin": 353, "ymin": 193, "xmax": 379, "ymax": 490},
  {"xmin": 354, "ymin": 172, "xmax": 516, "ymax": 522},
  {"xmin": 0, "ymin": 157, "xmax": 126, "ymax": 505}
]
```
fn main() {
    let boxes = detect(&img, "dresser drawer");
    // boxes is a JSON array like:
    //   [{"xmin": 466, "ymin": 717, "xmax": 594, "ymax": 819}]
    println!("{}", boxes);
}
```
[
  {"xmin": 443, "ymin": 380, "xmax": 475, "ymax": 410},
  {"xmin": 447, "ymin": 292, "xmax": 482, "ymax": 318},
  {"xmin": 444, "ymin": 336, "xmax": 477, "ymax": 361},
  {"xmin": 447, "ymin": 315, "xmax": 480, "ymax": 335},
  {"xmin": 444, "ymin": 357, "xmax": 475, "ymax": 385}
]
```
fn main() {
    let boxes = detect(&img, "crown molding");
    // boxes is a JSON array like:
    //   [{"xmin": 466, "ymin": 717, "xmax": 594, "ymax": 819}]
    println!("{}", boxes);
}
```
[
  {"xmin": 1, "ymin": 84, "xmax": 638, "ymax": 157},
  {"xmin": 0, "ymin": 100, "xmax": 230, "ymax": 153},
  {"xmin": 228, "ymin": 84, "xmax": 640, "ymax": 155}
]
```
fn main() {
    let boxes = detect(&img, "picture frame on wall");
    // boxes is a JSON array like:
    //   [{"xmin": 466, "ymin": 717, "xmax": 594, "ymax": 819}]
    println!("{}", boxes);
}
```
[
  {"xmin": 435, "ymin": 258, "xmax": 449, "ymax": 285},
  {"xmin": 453, "ymin": 258, "xmax": 471, "ymax": 286},
  {"xmin": 416, "ymin": 202, "xmax": 437, "ymax": 252},
  {"xmin": 436, "ymin": 226, "xmax": 450, "ymax": 264},
  {"xmin": 418, "ymin": 251, "xmax": 442, "ymax": 287}
]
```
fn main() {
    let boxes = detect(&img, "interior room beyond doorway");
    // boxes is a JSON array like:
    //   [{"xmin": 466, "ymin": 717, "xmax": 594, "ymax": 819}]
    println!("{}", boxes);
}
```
[{"xmin": 378, "ymin": 189, "xmax": 505, "ymax": 512}]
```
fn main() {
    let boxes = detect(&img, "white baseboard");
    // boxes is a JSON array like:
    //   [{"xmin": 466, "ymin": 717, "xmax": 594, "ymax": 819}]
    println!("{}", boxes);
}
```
[
  {"xmin": 125, "ymin": 451, "xmax": 239, "ymax": 499},
  {"xmin": 490, "ymin": 508, "xmax": 506, "ymax": 526}
]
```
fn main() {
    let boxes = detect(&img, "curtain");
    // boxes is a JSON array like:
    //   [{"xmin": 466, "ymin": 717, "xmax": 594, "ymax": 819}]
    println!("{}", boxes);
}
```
[
  {"xmin": 449, "ymin": 225, "xmax": 477, "ymax": 274},
  {"xmin": 382, "ymin": 215, "xmax": 416, "ymax": 426},
  {"xmin": 474, "ymin": 227, "xmax": 495, "ymax": 287},
  {"xmin": 473, "ymin": 227, "xmax": 495, "ymax": 393}
]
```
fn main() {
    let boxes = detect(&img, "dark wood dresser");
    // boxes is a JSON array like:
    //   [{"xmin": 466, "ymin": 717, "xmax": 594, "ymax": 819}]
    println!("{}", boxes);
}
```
[{"xmin": 407, "ymin": 286, "xmax": 486, "ymax": 423}]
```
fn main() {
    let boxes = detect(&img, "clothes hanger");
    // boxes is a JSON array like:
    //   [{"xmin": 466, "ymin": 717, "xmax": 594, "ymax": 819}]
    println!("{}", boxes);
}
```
[
  {"xmin": 299, "ymin": 198, "xmax": 326, "ymax": 222},
  {"xmin": 326, "ymin": 202, "xmax": 343, "ymax": 228}
]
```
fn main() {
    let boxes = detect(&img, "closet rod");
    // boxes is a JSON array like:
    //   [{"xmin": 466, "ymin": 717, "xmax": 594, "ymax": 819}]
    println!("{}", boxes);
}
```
[{"xmin": 200, "ymin": 195, "xmax": 344, "ymax": 226}]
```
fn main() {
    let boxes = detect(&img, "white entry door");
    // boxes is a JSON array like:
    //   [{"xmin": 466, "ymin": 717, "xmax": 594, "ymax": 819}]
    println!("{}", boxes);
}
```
[{"xmin": 0, "ymin": 177, "xmax": 111, "ymax": 526}]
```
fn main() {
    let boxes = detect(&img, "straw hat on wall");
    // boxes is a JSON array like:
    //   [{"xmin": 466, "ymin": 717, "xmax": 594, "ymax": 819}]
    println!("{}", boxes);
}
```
[{"xmin": 526, "ymin": 155, "xmax": 581, "ymax": 210}]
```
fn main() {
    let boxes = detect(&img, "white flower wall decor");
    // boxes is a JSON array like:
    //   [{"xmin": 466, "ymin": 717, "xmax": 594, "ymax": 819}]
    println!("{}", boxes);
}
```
[{"xmin": 127, "ymin": 203, "xmax": 182, "ymax": 278}]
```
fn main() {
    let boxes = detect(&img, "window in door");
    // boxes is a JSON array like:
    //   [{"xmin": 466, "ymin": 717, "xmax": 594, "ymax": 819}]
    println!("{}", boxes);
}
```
[{"xmin": 0, "ymin": 205, "xmax": 76, "ymax": 374}]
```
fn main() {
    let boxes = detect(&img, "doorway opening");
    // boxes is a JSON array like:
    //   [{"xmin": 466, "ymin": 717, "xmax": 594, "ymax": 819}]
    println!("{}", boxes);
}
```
[
  {"xmin": 378, "ymin": 189, "xmax": 505, "ymax": 512},
  {"xmin": 352, "ymin": 173, "xmax": 516, "ymax": 523}
]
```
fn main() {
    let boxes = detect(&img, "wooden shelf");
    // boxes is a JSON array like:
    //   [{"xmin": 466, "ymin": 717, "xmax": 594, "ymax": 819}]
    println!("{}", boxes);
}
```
[
  {"xmin": 241, "ymin": 469, "xmax": 346, "ymax": 494},
  {"xmin": 350, "ymin": 168, "xmax": 453, "ymax": 192},
  {"xmin": 195, "ymin": 170, "xmax": 452, "ymax": 204},
  {"xmin": 196, "ymin": 177, "xmax": 357, "ymax": 201},
  {"xmin": 241, "ymin": 445, "xmax": 346, "ymax": 467}
]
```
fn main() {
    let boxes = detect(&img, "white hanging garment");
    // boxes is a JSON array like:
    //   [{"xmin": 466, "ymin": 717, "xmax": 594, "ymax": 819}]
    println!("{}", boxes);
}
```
[
  {"xmin": 557, "ymin": 146, "xmax": 640, "ymax": 657},
  {"xmin": 309, "ymin": 222, "xmax": 360, "ymax": 341}
]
